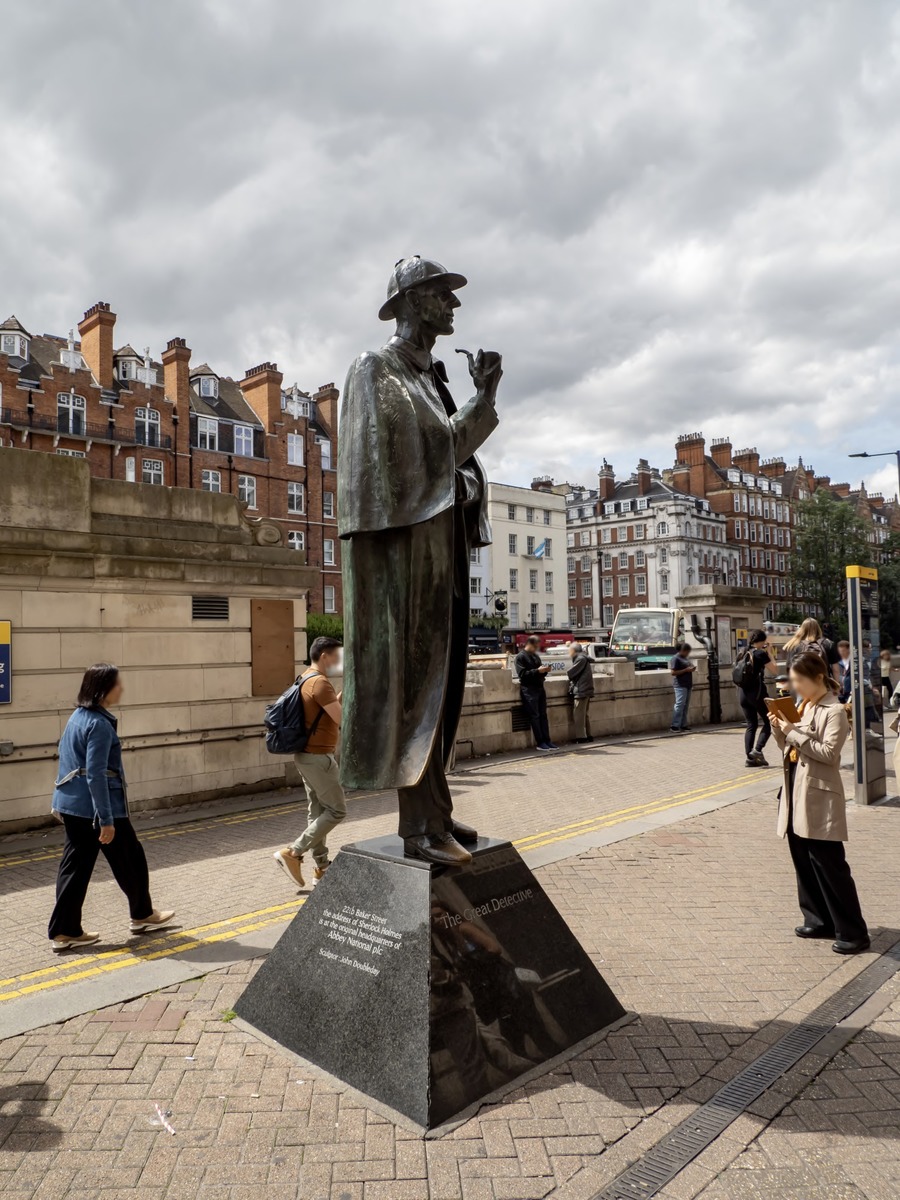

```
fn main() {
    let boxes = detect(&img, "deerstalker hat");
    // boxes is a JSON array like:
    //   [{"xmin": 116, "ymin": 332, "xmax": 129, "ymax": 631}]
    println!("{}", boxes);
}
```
[{"xmin": 378, "ymin": 256, "xmax": 467, "ymax": 321}]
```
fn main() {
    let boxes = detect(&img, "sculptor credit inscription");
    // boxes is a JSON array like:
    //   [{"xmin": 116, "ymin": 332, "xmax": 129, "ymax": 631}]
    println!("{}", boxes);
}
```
[{"xmin": 317, "ymin": 905, "xmax": 404, "ymax": 977}]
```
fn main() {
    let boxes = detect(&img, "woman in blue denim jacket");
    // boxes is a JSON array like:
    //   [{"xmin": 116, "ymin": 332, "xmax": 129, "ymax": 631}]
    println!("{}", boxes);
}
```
[{"xmin": 48, "ymin": 663, "xmax": 174, "ymax": 952}]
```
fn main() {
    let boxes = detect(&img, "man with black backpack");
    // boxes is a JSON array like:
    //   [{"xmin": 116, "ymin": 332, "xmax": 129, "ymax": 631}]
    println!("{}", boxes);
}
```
[
  {"xmin": 273, "ymin": 637, "xmax": 346, "ymax": 890},
  {"xmin": 733, "ymin": 629, "xmax": 777, "ymax": 766}
]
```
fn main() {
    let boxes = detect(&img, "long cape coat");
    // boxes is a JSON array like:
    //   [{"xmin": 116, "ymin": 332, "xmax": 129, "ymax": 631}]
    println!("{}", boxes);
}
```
[{"xmin": 337, "ymin": 336, "xmax": 498, "ymax": 790}]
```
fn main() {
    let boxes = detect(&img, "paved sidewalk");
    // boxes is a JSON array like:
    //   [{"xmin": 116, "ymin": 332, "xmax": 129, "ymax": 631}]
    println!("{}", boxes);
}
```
[
  {"xmin": 1, "ymin": 732, "xmax": 899, "ymax": 1199},
  {"xmin": 0, "ymin": 725, "xmax": 773, "ymax": 1016}
]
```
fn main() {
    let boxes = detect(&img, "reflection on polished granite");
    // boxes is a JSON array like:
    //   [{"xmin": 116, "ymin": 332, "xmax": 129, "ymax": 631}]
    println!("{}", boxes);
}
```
[{"xmin": 235, "ymin": 835, "xmax": 625, "ymax": 1130}]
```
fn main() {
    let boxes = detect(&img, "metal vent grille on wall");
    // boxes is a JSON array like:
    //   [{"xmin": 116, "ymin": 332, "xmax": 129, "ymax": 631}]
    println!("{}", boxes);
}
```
[
  {"xmin": 191, "ymin": 595, "xmax": 230, "ymax": 621},
  {"xmin": 510, "ymin": 706, "xmax": 532, "ymax": 733}
]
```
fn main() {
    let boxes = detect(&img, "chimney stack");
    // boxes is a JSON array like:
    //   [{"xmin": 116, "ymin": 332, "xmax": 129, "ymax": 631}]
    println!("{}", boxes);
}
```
[
  {"xmin": 733, "ymin": 446, "xmax": 761, "ymax": 475},
  {"xmin": 671, "ymin": 462, "xmax": 691, "ymax": 493},
  {"xmin": 313, "ymin": 382, "xmax": 338, "ymax": 432},
  {"xmin": 162, "ymin": 337, "xmax": 191, "ymax": 412},
  {"xmin": 78, "ymin": 301, "xmax": 116, "ymax": 389},
  {"xmin": 675, "ymin": 432, "xmax": 706, "ymax": 467},
  {"xmin": 710, "ymin": 437, "xmax": 732, "ymax": 469},
  {"xmin": 636, "ymin": 458, "xmax": 652, "ymax": 495},
  {"xmin": 760, "ymin": 457, "xmax": 786, "ymax": 479},
  {"xmin": 597, "ymin": 460, "xmax": 615, "ymax": 502},
  {"xmin": 240, "ymin": 361, "xmax": 284, "ymax": 430},
  {"xmin": 832, "ymin": 482, "xmax": 851, "ymax": 498}
]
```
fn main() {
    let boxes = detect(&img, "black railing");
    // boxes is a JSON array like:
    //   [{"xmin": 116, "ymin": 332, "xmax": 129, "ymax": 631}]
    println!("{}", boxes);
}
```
[{"xmin": 0, "ymin": 407, "xmax": 172, "ymax": 450}]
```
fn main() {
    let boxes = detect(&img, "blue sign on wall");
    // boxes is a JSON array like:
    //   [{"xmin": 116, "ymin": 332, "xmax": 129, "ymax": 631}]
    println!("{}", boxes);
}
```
[{"xmin": 0, "ymin": 621, "xmax": 10, "ymax": 705}]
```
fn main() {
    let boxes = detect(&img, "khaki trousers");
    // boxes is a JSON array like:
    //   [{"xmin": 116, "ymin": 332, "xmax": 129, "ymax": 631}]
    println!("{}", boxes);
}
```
[
  {"xmin": 573, "ymin": 696, "xmax": 592, "ymax": 740},
  {"xmin": 292, "ymin": 752, "xmax": 347, "ymax": 866}
]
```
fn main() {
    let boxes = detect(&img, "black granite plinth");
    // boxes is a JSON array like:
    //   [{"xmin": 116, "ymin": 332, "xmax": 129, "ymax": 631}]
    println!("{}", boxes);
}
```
[{"xmin": 234, "ymin": 836, "xmax": 626, "ymax": 1130}]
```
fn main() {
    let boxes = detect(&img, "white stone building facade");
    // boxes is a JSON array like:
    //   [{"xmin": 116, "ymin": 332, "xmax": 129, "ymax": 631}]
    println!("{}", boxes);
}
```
[{"xmin": 469, "ymin": 482, "xmax": 571, "ymax": 630}]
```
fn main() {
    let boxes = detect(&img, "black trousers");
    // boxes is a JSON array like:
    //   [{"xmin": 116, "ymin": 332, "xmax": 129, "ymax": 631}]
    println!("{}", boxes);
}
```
[
  {"xmin": 786, "ymin": 808, "xmax": 867, "ymax": 942},
  {"xmin": 740, "ymin": 692, "xmax": 771, "ymax": 756},
  {"xmin": 521, "ymin": 688, "xmax": 550, "ymax": 747},
  {"xmin": 48, "ymin": 815, "xmax": 153, "ymax": 939}
]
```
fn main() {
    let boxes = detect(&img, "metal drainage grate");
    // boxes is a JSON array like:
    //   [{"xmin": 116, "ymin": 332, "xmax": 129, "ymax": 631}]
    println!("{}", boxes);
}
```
[{"xmin": 593, "ymin": 941, "xmax": 900, "ymax": 1200}]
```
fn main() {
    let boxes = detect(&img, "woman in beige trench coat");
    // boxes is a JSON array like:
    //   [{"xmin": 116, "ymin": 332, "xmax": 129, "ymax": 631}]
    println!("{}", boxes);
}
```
[{"xmin": 770, "ymin": 651, "xmax": 869, "ymax": 955}]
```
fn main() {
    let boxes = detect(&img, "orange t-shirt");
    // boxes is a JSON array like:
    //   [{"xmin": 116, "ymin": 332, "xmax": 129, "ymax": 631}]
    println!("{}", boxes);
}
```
[{"xmin": 300, "ymin": 671, "xmax": 340, "ymax": 754}]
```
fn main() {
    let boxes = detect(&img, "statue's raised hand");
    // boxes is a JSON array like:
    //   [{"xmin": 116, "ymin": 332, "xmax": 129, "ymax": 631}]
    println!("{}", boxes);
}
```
[{"xmin": 456, "ymin": 348, "xmax": 503, "ymax": 407}]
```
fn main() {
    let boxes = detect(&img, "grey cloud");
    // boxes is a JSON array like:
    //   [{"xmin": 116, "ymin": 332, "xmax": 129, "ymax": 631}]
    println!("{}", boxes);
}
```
[{"xmin": 2, "ymin": 0, "xmax": 899, "ymax": 492}]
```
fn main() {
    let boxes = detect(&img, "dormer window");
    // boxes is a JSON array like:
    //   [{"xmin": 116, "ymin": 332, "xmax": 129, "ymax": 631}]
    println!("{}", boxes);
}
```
[
  {"xmin": 1, "ymin": 333, "xmax": 28, "ymax": 360},
  {"xmin": 118, "ymin": 358, "xmax": 137, "ymax": 381},
  {"xmin": 199, "ymin": 376, "xmax": 218, "ymax": 399}
]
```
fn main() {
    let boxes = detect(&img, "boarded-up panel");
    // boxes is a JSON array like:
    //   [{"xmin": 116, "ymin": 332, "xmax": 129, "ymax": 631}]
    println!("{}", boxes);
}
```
[{"xmin": 251, "ymin": 599, "xmax": 296, "ymax": 697}]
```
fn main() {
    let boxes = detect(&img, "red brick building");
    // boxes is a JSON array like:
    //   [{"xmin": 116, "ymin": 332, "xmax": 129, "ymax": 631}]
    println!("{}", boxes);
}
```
[
  {"xmin": 668, "ymin": 434, "xmax": 900, "ymax": 619},
  {"xmin": 0, "ymin": 304, "xmax": 340, "ymax": 616}
]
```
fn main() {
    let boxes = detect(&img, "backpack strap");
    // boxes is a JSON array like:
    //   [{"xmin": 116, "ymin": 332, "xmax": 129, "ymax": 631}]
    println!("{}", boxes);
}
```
[{"xmin": 298, "ymin": 671, "xmax": 327, "ymax": 738}]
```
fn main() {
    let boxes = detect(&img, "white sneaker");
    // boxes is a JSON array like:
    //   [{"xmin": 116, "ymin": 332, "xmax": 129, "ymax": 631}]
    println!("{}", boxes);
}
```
[
  {"xmin": 130, "ymin": 909, "xmax": 176, "ymax": 933},
  {"xmin": 50, "ymin": 931, "xmax": 100, "ymax": 953}
]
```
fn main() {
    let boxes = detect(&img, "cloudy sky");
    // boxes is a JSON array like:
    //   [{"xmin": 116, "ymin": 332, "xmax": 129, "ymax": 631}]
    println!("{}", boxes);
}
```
[{"xmin": 3, "ymin": 0, "xmax": 900, "ymax": 496}]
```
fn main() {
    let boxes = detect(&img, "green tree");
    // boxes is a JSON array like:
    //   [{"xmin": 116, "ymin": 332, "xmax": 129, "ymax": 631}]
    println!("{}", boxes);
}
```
[
  {"xmin": 878, "ymin": 532, "xmax": 900, "ymax": 648},
  {"xmin": 789, "ymin": 490, "xmax": 871, "ymax": 627},
  {"xmin": 774, "ymin": 605, "xmax": 804, "ymax": 625},
  {"xmin": 305, "ymin": 612, "xmax": 344, "ymax": 642}
]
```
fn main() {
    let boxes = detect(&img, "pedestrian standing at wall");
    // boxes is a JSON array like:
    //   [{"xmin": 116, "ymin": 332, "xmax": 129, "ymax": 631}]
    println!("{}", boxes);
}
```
[
  {"xmin": 668, "ymin": 642, "xmax": 695, "ymax": 733},
  {"xmin": 738, "ymin": 629, "xmax": 778, "ymax": 767},
  {"xmin": 879, "ymin": 648, "xmax": 893, "ymax": 707},
  {"xmin": 48, "ymin": 664, "xmax": 174, "ymax": 953},
  {"xmin": 274, "ymin": 637, "xmax": 346, "ymax": 889},
  {"xmin": 769, "ymin": 651, "xmax": 869, "ymax": 955},
  {"xmin": 515, "ymin": 635, "xmax": 557, "ymax": 753},
  {"xmin": 567, "ymin": 642, "xmax": 595, "ymax": 744}
]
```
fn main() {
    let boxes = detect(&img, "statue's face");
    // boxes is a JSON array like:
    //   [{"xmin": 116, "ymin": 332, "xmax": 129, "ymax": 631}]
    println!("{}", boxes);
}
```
[{"xmin": 406, "ymin": 282, "xmax": 461, "ymax": 337}]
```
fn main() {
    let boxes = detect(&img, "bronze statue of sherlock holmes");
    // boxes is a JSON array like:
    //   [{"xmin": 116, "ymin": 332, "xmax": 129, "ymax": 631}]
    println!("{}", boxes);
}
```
[{"xmin": 337, "ymin": 257, "xmax": 502, "ymax": 865}]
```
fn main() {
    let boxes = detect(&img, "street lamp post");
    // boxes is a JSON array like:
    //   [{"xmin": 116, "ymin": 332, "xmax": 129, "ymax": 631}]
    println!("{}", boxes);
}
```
[{"xmin": 848, "ymin": 449, "xmax": 900, "ymax": 502}]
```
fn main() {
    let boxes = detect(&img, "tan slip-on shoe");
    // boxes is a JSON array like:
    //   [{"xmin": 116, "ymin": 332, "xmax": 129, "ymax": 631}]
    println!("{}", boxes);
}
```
[
  {"xmin": 51, "ymin": 931, "xmax": 100, "ymax": 953},
  {"xmin": 274, "ymin": 847, "xmax": 305, "ymax": 888},
  {"xmin": 130, "ymin": 909, "xmax": 176, "ymax": 933}
]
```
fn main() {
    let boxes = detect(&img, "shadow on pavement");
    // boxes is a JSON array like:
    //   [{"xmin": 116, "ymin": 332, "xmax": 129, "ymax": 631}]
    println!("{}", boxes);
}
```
[{"xmin": 0, "ymin": 1081, "xmax": 63, "ymax": 1150}]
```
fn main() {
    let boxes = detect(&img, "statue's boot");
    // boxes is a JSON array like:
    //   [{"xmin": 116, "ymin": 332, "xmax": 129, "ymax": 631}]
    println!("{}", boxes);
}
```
[
  {"xmin": 403, "ymin": 832, "xmax": 473, "ymax": 866},
  {"xmin": 449, "ymin": 819, "xmax": 478, "ymax": 844}
]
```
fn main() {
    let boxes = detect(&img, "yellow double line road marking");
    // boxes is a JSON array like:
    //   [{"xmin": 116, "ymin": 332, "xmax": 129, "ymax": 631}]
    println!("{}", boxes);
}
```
[
  {"xmin": 0, "ymin": 802, "xmax": 303, "ymax": 871},
  {"xmin": 0, "ymin": 770, "xmax": 762, "ymax": 1006},
  {"xmin": 514, "ymin": 773, "xmax": 756, "ymax": 852},
  {"xmin": 0, "ymin": 900, "xmax": 304, "ymax": 1004},
  {"xmin": 0, "ymin": 790, "xmax": 385, "ymax": 871}
]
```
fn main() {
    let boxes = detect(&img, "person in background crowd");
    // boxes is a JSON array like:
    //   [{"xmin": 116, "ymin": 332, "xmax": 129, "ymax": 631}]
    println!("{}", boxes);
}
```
[
  {"xmin": 784, "ymin": 619, "xmax": 841, "ymax": 686},
  {"xmin": 48, "ymin": 664, "xmax": 174, "ymax": 953},
  {"xmin": 770, "ymin": 651, "xmax": 869, "ymax": 955},
  {"xmin": 274, "ymin": 637, "xmax": 346, "ymax": 889},
  {"xmin": 837, "ymin": 641, "xmax": 852, "ymax": 703},
  {"xmin": 567, "ymin": 642, "xmax": 595, "ymax": 744},
  {"xmin": 515, "ymin": 635, "xmax": 557, "ymax": 753},
  {"xmin": 879, "ymin": 648, "xmax": 893, "ymax": 707},
  {"xmin": 739, "ymin": 629, "xmax": 778, "ymax": 767},
  {"xmin": 669, "ymin": 642, "xmax": 695, "ymax": 733},
  {"xmin": 861, "ymin": 639, "xmax": 882, "ymax": 736}
]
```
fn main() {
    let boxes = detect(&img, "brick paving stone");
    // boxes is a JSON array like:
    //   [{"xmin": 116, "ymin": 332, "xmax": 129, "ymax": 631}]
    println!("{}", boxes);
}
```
[{"xmin": 0, "ymin": 731, "xmax": 899, "ymax": 1199}]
